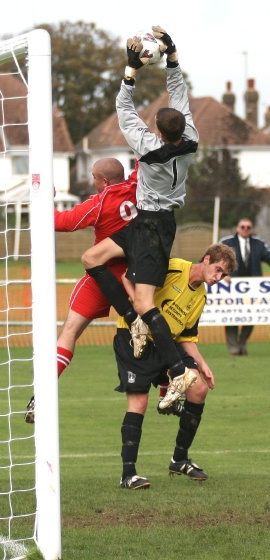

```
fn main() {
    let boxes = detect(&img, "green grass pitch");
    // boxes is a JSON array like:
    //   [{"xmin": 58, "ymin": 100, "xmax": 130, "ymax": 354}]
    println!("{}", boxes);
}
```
[{"xmin": 1, "ymin": 341, "xmax": 270, "ymax": 559}]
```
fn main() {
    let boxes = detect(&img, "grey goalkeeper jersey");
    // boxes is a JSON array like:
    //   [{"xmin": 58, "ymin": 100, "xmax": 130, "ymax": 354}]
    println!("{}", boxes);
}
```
[{"xmin": 116, "ymin": 65, "xmax": 199, "ymax": 211}]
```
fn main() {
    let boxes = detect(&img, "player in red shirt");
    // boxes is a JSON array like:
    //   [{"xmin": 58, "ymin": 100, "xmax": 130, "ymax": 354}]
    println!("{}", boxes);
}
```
[{"xmin": 25, "ymin": 158, "xmax": 137, "ymax": 422}]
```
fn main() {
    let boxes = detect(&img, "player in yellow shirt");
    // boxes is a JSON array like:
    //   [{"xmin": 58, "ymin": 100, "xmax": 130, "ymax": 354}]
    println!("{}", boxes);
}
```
[{"xmin": 114, "ymin": 243, "xmax": 237, "ymax": 489}]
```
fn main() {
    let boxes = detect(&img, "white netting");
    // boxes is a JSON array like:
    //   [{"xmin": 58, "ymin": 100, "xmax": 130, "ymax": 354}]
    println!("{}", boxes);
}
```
[
  {"xmin": 0, "ymin": 36, "xmax": 37, "ymax": 560},
  {"xmin": 0, "ymin": 31, "xmax": 60, "ymax": 560}
]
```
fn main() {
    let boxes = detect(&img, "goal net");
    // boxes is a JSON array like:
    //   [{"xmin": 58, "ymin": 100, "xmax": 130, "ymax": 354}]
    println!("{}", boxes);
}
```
[{"xmin": 0, "ymin": 30, "xmax": 61, "ymax": 560}]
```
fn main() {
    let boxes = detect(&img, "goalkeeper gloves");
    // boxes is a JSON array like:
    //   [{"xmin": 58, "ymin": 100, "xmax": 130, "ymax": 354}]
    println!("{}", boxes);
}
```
[
  {"xmin": 152, "ymin": 26, "xmax": 178, "ymax": 63},
  {"xmin": 124, "ymin": 37, "xmax": 150, "ymax": 80}
]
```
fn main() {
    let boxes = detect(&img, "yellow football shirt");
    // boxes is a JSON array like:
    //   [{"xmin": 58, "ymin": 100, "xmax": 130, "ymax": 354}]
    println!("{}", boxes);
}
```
[{"xmin": 117, "ymin": 258, "xmax": 206, "ymax": 343}]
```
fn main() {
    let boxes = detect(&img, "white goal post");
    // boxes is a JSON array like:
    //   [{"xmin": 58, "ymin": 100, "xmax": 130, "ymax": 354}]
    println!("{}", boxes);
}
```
[{"xmin": 0, "ymin": 30, "xmax": 61, "ymax": 560}]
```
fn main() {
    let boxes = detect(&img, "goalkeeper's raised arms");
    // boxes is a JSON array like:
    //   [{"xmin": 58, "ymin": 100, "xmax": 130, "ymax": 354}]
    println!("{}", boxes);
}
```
[
  {"xmin": 124, "ymin": 36, "xmax": 150, "ymax": 80},
  {"xmin": 152, "ymin": 25, "xmax": 178, "ymax": 63}
]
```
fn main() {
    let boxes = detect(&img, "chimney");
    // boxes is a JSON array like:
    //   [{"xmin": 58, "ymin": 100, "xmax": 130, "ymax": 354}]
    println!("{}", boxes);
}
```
[
  {"xmin": 222, "ymin": 81, "xmax": 235, "ymax": 112},
  {"xmin": 265, "ymin": 106, "xmax": 270, "ymax": 127},
  {"xmin": 244, "ymin": 78, "xmax": 259, "ymax": 127}
]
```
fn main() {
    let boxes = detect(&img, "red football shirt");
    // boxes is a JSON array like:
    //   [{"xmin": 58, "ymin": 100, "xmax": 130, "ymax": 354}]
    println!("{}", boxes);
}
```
[{"xmin": 54, "ymin": 169, "xmax": 137, "ymax": 244}]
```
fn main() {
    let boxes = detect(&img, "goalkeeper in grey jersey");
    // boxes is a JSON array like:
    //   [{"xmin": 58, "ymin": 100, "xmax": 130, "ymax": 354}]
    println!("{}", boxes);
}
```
[
  {"xmin": 83, "ymin": 26, "xmax": 199, "ymax": 405},
  {"xmin": 116, "ymin": 45, "xmax": 198, "ymax": 213}
]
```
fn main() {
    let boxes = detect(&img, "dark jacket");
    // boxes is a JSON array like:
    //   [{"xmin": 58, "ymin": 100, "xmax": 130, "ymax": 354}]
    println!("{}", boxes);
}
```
[{"xmin": 219, "ymin": 234, "xmax": 270, "ymax": 277}]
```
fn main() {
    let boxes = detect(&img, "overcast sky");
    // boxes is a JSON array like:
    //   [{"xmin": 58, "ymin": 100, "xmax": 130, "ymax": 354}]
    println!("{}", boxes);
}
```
[{"xmin": 1, "ymin": 0, "xmax": 269, "ymax": 127}]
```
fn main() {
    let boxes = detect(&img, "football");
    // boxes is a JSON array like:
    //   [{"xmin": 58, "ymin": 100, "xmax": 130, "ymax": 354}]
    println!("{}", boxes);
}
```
[{"xmin": 136, "ymin": 30, "xmax": 165, "ymax": 65}]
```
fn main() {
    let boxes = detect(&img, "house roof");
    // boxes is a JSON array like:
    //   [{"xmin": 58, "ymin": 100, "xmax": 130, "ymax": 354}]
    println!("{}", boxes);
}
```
[
  {"xmin": 83, "ymin": 91, "xmax": 270, "ymax": 150},
  {"xmin": 0, "ymin": 74, "xmax": 74, "ymax": 152}
]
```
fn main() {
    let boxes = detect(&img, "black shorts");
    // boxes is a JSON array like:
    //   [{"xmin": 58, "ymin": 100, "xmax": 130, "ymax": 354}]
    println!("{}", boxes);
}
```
[
  {"xmin": 110, "ymin": 209, "xmax": 176, "ymax": 287},
  {"xmin": 113, "ymin": 328, "xmax": 199, "ymax": 394}
]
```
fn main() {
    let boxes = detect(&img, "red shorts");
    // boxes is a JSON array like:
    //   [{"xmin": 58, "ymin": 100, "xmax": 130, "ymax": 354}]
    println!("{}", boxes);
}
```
[{"xmin": 69, "ymin": 260, "xmax": 128, "ymax": 321}]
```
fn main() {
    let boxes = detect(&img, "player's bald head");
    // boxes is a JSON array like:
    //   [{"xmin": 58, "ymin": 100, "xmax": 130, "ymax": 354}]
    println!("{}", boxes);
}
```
[{"xmin": 92, "ymin": 158, "xmax": 125, "ymax": 185}]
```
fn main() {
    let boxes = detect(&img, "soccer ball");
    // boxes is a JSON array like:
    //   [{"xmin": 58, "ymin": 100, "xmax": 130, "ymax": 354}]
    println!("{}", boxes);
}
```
[{"xmin": 136, "ymin": 30, "xmax": 165, "ymax": 65}]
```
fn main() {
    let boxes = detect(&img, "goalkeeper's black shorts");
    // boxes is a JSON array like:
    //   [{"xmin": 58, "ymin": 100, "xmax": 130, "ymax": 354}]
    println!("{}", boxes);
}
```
[
  {"xmin": 113, "ymin": 328, "xmax": 198, "ymax": 394},
  {"xmin": 110, "ymin": 209, "xmax": 176, "ymax": 287}
]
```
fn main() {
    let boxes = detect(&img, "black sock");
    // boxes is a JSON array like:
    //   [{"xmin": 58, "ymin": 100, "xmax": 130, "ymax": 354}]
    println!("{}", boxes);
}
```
[
  {"xmin": 173, "ymin": 400, "xmax": 204, "ymax": 462},
  {"xmin": 121, "ymin": 412, "xmax": 144, "ymax": 480},
  {"xmin": 124, "ymin": 308, "xmax": 137, "ymax": 328},
  {"xmin": 141, "ymin": 308, "xmax": 185, "ymax": 377},
  {"xmin": 86, "ymin": 265, "xmax": 136, "ymax": 325}
]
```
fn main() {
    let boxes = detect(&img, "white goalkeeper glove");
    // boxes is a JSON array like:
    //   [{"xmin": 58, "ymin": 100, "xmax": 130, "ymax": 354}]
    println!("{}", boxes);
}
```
[
  {"xmin": 124, "ymin": 36, "xmax": 150, "ymax": 80},
  {"xmin": 152, "ymin": 25, "xmax": 178, "ymax": 63}
]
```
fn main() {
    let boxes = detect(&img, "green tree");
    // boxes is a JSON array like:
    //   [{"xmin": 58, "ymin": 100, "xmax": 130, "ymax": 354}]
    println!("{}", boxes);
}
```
[
  {"xmin": 38, "ymin": 21, "xmax": 126, "ymax": 144},
  {"xmin": 35, "ymin": 21, "xmax": 192, "ymax": 144},
  {"xmin": 179, "ymin": 147, "xmax": 263, "ymax": 227}
]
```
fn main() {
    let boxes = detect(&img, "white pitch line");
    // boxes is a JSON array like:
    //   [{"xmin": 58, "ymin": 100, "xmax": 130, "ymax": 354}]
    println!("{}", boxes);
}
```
[
  {"xmin": 60, "ymin": 449, "xmax": 270, "ymax": 457},
  {"xmin": 2, "ymin": 449, "xmax": 269, "ymax": 461}
]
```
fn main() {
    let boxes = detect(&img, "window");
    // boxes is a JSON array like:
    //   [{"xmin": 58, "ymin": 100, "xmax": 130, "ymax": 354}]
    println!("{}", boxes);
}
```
[
  {"xmin": 12, "ymin": 155, "xmax": 29, "ymax": 175},
  {"xmin": 129, "ymin": 157, "xmax": 136, "ymax": 170}
]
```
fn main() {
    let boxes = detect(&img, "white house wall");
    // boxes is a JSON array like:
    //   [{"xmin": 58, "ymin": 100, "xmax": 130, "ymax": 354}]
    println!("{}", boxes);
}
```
[
  {"xmin": 53, "ymin": 154, "xmax": 71, "ymax": 194},
  {"xmin": 0, "ymin": 156, "xmax": 12, "ymax": 190},
  {"xmin": 0, "ymin": 153, "xmax": 71, "ymax": 195},
  {"xmin": 236, "ymin": 148, "xmax": 270, "ymax": 188}
]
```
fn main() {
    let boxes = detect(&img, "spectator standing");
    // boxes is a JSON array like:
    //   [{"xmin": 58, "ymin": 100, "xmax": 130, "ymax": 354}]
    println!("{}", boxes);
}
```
[{"xmin": 220, "ymin": 218, "xmax": 270, "ymax": 355}]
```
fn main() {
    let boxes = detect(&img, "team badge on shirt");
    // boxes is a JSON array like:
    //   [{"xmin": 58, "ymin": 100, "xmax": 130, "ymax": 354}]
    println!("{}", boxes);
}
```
[{"xmin": 127, "ymin": 371, "xmax": 136, "ymax": 384}]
